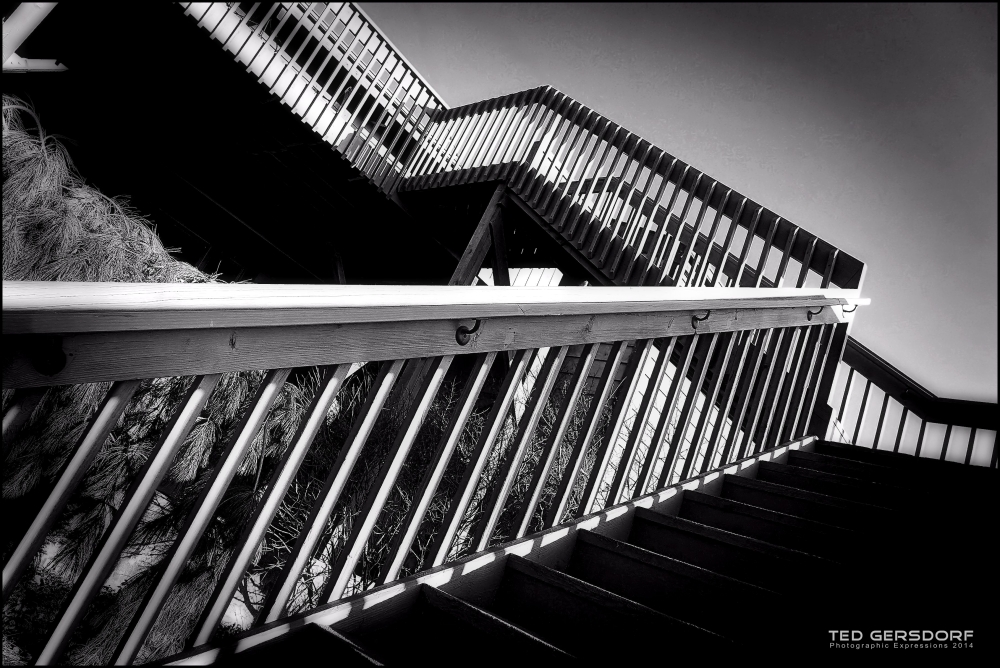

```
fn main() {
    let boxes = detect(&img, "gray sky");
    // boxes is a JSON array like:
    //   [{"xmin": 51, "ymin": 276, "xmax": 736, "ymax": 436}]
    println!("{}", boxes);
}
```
[{"xmin": 362, "ymin": 2, "xmax": 998, "ymax": 402}]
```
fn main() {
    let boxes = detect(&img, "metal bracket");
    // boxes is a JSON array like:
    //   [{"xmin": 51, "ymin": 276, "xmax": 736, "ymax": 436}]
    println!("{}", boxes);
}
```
[
  {"xmin": 456, "ymin": 319, "xmax": 482, "ymax": 346},
  {"xmin": 691, "ymin": 311, "xmax": 710, "ymax": 329},
  {"xmin": 842, "ymin": 304, "xmax": 858, "ymax": 314},
  {"xmin": 806, "ymin": 306, "xmax": 824, "ymax": 321}
]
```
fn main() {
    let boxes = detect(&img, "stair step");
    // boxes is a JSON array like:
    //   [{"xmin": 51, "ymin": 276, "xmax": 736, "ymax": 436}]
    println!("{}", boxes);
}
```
[
  {"xmin": 787, "ymin": 449, "xmax": 918, "ymax": 487},
  {"xmin": 567, "ymin": 530, "xmax": 780, "ymax": 642},
  {"xmin": 815, "ymin": 440, "xmax": 998, "ymax": 481},
  {"xmin": 721, "ymin": 474, "xmax": 892, "ymax": 529},
  {"xmin": 491, "ymin": 554, "xmax": 724, "ymax": 660},
  {"xmin": 756, "ymin": 461, "xmax": 907, "ymax": 508},
  {"xmin": 679, "ymin": 489, "xmax": 853, "ymax": 560},
  {"xmin": 628, "ymin": 508, "xmax": 831, "ymax": 593},
  {"xmin": 221, "ymin": 623, "xmax": 383, "ymax": 666}
]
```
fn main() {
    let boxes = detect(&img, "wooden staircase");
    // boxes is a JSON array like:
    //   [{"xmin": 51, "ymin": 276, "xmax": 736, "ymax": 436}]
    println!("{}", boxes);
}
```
[{"xmin": 226, "ymin": 440, "xmax": 997, "ymax": 662}]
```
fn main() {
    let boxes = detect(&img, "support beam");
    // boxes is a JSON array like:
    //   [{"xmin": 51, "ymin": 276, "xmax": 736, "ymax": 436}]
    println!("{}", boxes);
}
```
[
  {"xmin": 448, "ymin": 183, "xmax": 507, "ymax": 286},
  {"xmin": 2, "ymin": 52, "xmax": 66, "ymax": 72},
  {"xmin": 2, "ymin": 2, "xmax": 57, "ymax": 63}
]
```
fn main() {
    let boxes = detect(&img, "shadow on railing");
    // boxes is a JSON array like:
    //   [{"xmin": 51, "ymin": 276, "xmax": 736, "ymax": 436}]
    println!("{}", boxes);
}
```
[
  {"xmin": 398, "ymin": 86, "xmax": 866, "ymax": 292},
  {"xmin": 181, "ymin": 2, "xmax": 446, "ymax": 195},
  {"xmin": 828, "ymin": 337, "xmax": 997, "ymax": 467},
  {"xmin": 2, "ymin": 280, "xmax": 864, "ymax": 664}
]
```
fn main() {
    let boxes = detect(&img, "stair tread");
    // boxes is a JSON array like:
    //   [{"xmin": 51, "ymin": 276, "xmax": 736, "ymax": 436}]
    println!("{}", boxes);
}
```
[
  {"xmin": 721, "ymin": 474, "xmax": 891, "ymax": 529},
  {"xmin": 569, "ymin": 530, "xmax": 780, "ymax": 641},
  {"xmin": 633, "ymin": 507, "xmax": 833, "ymax": 565},
  {"xmin": 493, "ymin": 554, "xmax": 725, "ymax": 657},
  {"xmin": 757, "ymin": 460, "xmax": 904, "ymax": 508},
  {"xmin": 225, "ymin": 623, "xmax": 383, "ymax": 666},
  {"xmin": 681, "ymin": 489, "xmax": 852, "ymax": 559}
]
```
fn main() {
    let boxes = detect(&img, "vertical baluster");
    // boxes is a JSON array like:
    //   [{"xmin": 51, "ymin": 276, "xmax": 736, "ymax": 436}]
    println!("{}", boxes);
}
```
[
  {"xmin": 963, "ymin": 427, "xmax": 977, "ymax": 466},
  {"xmin": 495, "ymin": 87, "xmax": 552, "ymax": 182},
  {"xmin": 635, "ymin": 163, "xmax": 691, "ymax": 285},
  {"xmin": 2, "ymin": 381, "xmax": 138, "ymax": 603},
  {"xmin": 604, "ymin": 338, "xmax": 675, "ymax": 507},
  {"xmin": 269, "ymin": 4, "xmax": 323, "ymax": 99},
  {"xmin": 190, "ymin": 364, "xmax": 357, "ymax": 646},
  {"xmin": 707, "ymin": 329, "xmax": 757, "ymax": 469},
  {"xmin": 544, "ymin": 341, "xmax": 627, "ymax": 528},
  {"xmin": 243, "ymin": 4, "xmax": 293, "ymax": 76},
  {"xmin": 939, "ymin": 424, "xmax": 953, "ymax": 461},
  {"xmin": 575, "ymin": 339, "xmax": 654, "ymax": 517},
  {"xmin": 622, "ymin": 158, "xmax": 681, "ymax": 285},
  {"xmin": 407, "ymin": 104, "xmax": 454, "ymax": 183},
  {"xmin": 113, "ymin": 369, "xmax": 292, "ymax": 665},
  {"xmin": 298, "ymin": 12, "xmax": 365, "ymax": 129},
  {"xmin": 513, "ymin": 94, "xmax": 570, "ymax": 195},
  {"xmin": 608, "ymin": 150, "xmax": 667, "ymax": 278},
  {"xmin": 312, "ymin": 356, "xmax": 455, "ymax": 607},
  {"xmin": 512, "ymin": 344, "xmax": 598, "ymax": 538},
  {"xmin": 475, "ymin": 93, "xmax": 526, "ymax": 181},
  {"xmin": 785, "ymin": 324, "xmax": 827, "ymax": 442},
  {"xmin": 795, "ymin": 237, "xmax": 819, "ymax": 289},
  {"xmin": 382, "ymin": 94, "xmax": 440, "ymax": 191},
  {"xmin": 852, "ymin": 379, "xmax": 873, "ymax": 446},
  {"xmin": 344, "ymin": 58, "xmax": 406, "ymax": 162},
  {"xmin": 466, "ymin": 98, "xmax": 512, "ymax": 181},
  {"xmin": 669, "ymin": 333, "xmax": 723, "ymax": 485},
  {"xmin": 469, "ymin": 347, "xmax": 569, "ymax": 552},
  {"xmin": 742, "ymin": 328, "xmax": 794, "ymax": 457},
  {"xmin": 254, "ymin": 3, "xmax": 306, "ymax": 87},
  {"xmin": 288, "ymin": 4, "xmax": 358, "ymax": 113},
  {"xmin": 422, "ymin": 108, "xmax": 469, "ymax": 185},
  {"xmin": 752, "ymin": 215, "xmax": 781, "ymax": 288},
  {"xmin": 836, "ymin": 368, "xmax": 857, "ymax": 430},
  {"xmin": 379, "ymin": 353, "xmax": 497, "ymax": 584},
  {"xmin": 892, "ymin": 407, "xmax": 909, "ymax": 453},
  {"xmin": 673, "ymin": 180, "xmax": 720, "ymax": 287},
  {"xmin": 914, "ymin": 420, "xmax": 927, "ymax": 457},
  {"xmin": 552, "ymin": 116, "xmax": 612, "ymax": 231},
  {"xmin": 538, "ymin": 107, "xmax": 597, "ymax": 216},
  {"xmin": 426, "ymin": 349, "xmax": 534, "ymax": 567},
  {"xmin": 692, "ymin": 332, "xmax": 738, "ymax": 476},
  {"xmin": 762, "ymin": 327, "xmax": 808, "ymax": 451},
  {"xmin": 38, "ymin": 375, "xmax": 221, "ymax": 665},
  {"xmin": 719, "ymin": 330, "xmax": 768, "ymax": 464},
  {"xmin": 1, "ymin": 387, "xmax": 47, "ymax": 447},
  {"xmin": 692, "ymin": 188, "xmax": 733, "ymax": 287},
  {"xmin": 363, "ymin": 75, "xmax": 422, "ymax": 179},
  {"xmin": 565, "ymin": 127, "xmax": 629, "ymax": 241},
  {"xmin": 596, "ymin": 143, "xmax": 655, "ymax": 267},
  {"xmin": 329, "ymin": 41, "xmax": 392, "ymax": 151},
  {"xmin": 312, "ymin": 26, "xmax": 379, "ymax": 139},
  {"xmin": 653, "ymin": 173, "xmax": 704, "ymax": 285},
  {"xmin": 441, "ymin": 100, "xmax": 496, "ymax": 187},
  {"xmin": 872, "ymin": 393, "xmax": 891, "ymax": 450},
  {"xmin": 634, "ymin": 335, "xmax": 700, "ymax": 497},
  {"xmin": 249, "ymin": 358, "xmax": 405, "ymax": 625},
  {"xmin": 525, "ymin": 100, "xmax": 584, "ymax": 205},
  {"xmin": 734, "ymin": 329, "xmax": 780, "ymax": 460},
  {"xmin": 727, "ymin": 205, "xmax": 764, "ymax": 288},
  {"xmin": 772, "ymin": 226, "xmax": 799, "ymax": 287}
]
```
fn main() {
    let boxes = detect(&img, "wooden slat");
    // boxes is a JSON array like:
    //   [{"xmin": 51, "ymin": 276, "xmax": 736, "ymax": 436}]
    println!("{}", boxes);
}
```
[
  {"xmin": 512, "ymin": 343, "xmax": 598, "ymax": 537},
  {"xmin": 470, "ymin": 347, "xmax": 569, "ymax": 551},
  {"xmin": 255, "ymin": 359, "xmax": 405, "ymax": 624},
  {"xmin": 38, "ymin": 374, "xmax": 221, "ymax": 665},
  {"xmin": 2, "ymin": 380, "xmax": 139, "ymax": 603},
  {"xmin": 544, "ymin": 340, "xmax": 627, "ymax": 527},
  {"xmin": 380, "ymin": 352, "xmax": 497, "ymax": 583},
  {"xmin": 192, "ymin": 364, "xmax": 355, "ymax": 646},
  {"xmin": 605, "ymin": 338, "xmax": 675, "ymax": 506},
  {"xmin": 1, "ymin": 386, "xmax": 47, "ymax": 446},
  {"xmin": 114, "ymin": 368, "xmax": 292, "ymax": 665},
  {"xmin": 427, "ymin": 349, "xmax": 533, "ymax": 567}
]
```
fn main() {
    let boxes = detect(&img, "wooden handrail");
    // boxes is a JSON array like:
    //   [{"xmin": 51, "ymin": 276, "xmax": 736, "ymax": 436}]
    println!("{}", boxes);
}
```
[
  {"xmin": 3, "ymin": 281, "xmax": 865, "ymax": 334},
  {"xmin": 842, "ymin": 337, "xmax": 996, "ymax": 431}
]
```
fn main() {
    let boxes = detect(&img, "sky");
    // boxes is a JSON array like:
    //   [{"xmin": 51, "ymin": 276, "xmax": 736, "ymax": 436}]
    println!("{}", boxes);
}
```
[{"xmin": 362, "ymin": 2, "xmax": 998, "ymax": 403}]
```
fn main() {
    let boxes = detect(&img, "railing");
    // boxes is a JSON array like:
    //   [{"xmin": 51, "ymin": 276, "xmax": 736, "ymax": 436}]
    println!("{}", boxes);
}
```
[
  {"xmin": 2, "ymin": 280, "xmax": 864, "ymax": 664},
  {"xmin": 827, "ymin": 337, "xmax": 997, "ymax": 468},
  {"xmin": 398, "ymin": 86, "xmax": 866, "ymax": 292},
  {"xmin": 181, "ymin": 2, "xmax": 447, "ymax": 195}
]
